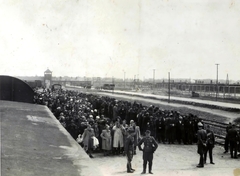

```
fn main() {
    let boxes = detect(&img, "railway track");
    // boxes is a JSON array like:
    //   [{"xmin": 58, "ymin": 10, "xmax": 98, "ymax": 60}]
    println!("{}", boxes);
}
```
[{"xmin": 201, "ymin": 119, "xmax": 240, "ymax": 146}]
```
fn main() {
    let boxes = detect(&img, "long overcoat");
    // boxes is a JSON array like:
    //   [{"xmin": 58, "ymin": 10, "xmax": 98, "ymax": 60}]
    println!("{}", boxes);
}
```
[
  {"xmin": 101, "ymin": 129, "xmax": 112, "ymax": 150},
  {"xmin": 197, "ymin": 129, "xmax": 207, "ymax": 155},
  {"xmin": 112, "ymin": 125, "xmax": 124, "ymax": 148},
  {"xmin": 82, "ymin": 128, "xmax": 95, "ymax": 151}
]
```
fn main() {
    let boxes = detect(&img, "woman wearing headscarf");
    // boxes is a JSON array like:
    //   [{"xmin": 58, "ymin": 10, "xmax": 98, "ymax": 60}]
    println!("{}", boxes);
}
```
[
  {"xmin": 100, "ymin": 124, "xmax": 112, "ymax": 156},
  {"xmin": 82, "ymin": 124, "xmax": 95, "ymax": 158}
]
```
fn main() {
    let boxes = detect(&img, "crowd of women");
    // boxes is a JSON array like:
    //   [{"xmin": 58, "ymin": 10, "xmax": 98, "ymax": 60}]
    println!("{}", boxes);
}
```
[{"xmin": 34, "ymin": 87, "xmax": 204, "ymax": 158}]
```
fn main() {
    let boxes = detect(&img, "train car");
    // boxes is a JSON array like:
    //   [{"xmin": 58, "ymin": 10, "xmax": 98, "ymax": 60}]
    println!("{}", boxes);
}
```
[
  {"xmin": 192, "ymin": 91, "xmax": 200, "ymax": 97},
  {"xmin": 102, "ymin": 84, "xmax": 115, "ymax": 90}
]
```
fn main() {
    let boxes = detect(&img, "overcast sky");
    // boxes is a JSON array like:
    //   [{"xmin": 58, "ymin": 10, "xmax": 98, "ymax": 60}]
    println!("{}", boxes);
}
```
[{"xmin": 0, "ymin": 0, "xmax": 240, "ymax": 81}]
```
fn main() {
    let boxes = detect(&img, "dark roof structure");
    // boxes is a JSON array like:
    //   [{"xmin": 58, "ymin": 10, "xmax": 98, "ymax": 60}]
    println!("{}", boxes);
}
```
[
  {"xmin": 44, "ymin": 69, "xmax": 52, "ymax": 74},
  {"xmin": 0, "ymin": 75, "xmax": 34, "ymax": 103}
]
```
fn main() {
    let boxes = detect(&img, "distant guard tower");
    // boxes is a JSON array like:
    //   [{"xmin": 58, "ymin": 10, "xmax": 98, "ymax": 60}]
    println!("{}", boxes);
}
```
[{"xmin": 44, "ymin": 69, "xmax": 52, "ymax": 89}]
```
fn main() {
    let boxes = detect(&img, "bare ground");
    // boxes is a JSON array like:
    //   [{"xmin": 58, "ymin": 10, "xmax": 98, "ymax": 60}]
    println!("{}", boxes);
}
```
[{"xmin": 91, "ymin": 144, "xmax": 240, "ymax": 176}]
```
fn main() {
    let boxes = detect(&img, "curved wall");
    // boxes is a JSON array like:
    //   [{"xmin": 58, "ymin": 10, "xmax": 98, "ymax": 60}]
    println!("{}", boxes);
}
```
[{"xmin": 0, "ymin": 75, "xmax": 34, "ymax": 103}]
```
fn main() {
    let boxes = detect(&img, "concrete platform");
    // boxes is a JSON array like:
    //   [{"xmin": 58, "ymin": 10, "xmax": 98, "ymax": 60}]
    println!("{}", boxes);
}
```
[{"xmin": 0, "ymin": 100, "xmax": 101, "ymax": 176}]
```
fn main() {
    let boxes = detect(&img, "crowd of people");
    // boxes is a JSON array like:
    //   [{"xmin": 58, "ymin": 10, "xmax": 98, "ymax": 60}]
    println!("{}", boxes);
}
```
[
  {"xmin": 33, "ymin": 87, "xmax": 240, "ymax": 165},
  {"xmin": 224, "ymin": 122, "xmax": 240, "ymax": 159}
]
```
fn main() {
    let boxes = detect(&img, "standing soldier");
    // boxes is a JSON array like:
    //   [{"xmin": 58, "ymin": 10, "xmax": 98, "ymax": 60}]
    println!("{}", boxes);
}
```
[
  {"xmin": 124, "ymin": 127, "xmax": 136, "ymax": 173},
  {"xmin": 196, "ymin": 122, "xmax": 207, "ymax": 168},
  {"xmin": 138, "ymin": 130, "xmax": 158, "ymax": 174},
  {"xmin": 224, "ymin": 122, "xmax": 232, "ymax": 153},
  {"xmin": 204, "ymin": 125, "xmax": 215, "ymax": 164},
  {"xmin": 228, "ymin": 124, "xmax": 239, "ymax": 159}
]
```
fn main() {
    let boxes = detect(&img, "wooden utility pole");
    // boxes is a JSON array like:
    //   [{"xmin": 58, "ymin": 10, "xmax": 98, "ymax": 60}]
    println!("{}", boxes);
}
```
[
  {"xmin": 168, "ymin": 72, "xmax": 170, "ymax": 103},
  {"xmin": 215, "ymin": 64, "xmax": 219, "ymax": 101}
]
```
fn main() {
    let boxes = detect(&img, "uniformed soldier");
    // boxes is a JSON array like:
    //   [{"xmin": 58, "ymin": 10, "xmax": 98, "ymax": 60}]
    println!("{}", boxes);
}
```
[
  {"xmin": 224, "ymin": 122, "xmax": 232, "ymax": 153},
  {"xmin": 124, "ymin": 127, "xmax": 136, "ymax": 173},
  {"xmin": 204, "ymin": 125, "xmax": 215, "ymax": 164},
  {"xmin": 228, "ymin": 124, "xmax": 239, "ymax": 159},
  {"xmin": 196, "ymin": 122, "xmax": 207, "ymax": 168},
  {"xmin": 138, "ymin": 130, "xmax": 158, "ymax": 174}
]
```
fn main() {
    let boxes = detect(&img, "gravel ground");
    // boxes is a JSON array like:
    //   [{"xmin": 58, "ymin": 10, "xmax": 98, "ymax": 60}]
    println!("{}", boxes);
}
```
[{"xmin": 91, "ymin": 143, "xmax": 240, "ymax": 176}]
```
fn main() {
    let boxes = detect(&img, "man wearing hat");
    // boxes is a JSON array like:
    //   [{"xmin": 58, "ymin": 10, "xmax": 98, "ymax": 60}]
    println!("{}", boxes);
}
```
[
  {"xmin": 228, "ymin": 124, "xmax": 239, "ymax": 159},
  {"xmin": 224, "ymin": 122, "xmax": 232, "ymax": 153},
  {"xmin": 204, "ymin": 125, "xmax": 215, "ymax": 164},
  {"xmin": 196, "ymin": 122, "xmax": 207, "ymax": 168},
  {"xmin": 138, "ymin": 130, "xmax": 158, "ymax": 174},
  {"xmin": 124, "ymin": 127, "xmax": 136, "ymax": 173}
]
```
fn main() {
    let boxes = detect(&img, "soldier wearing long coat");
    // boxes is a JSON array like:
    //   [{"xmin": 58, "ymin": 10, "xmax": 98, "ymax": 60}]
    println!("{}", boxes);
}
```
[
  {"xmin": 224, "ymin": 122, "xmax": 232, "ymax": 153},
  {"xmin": 124, "ymin": 127, "xmax": 136, "ymax": 173},
  {"xmin": 228, "ymin": 124, "xmax": 239, "ymax": 159},
  {"xmin": 204, "ymin": 125, "xmax": 215, "ymax": 164},
  {"xmin": 138, "ymin": 130, "xmax": 158, "ymax": 174},
  {"xmin": 196, "ymin": 122, "xmax": 207, "ymax": 168}
]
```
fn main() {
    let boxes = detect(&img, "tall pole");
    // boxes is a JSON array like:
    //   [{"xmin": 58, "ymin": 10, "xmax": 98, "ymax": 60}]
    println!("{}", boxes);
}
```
[
  {"xmin": 112, "ymin": 76, "xmax": 114, "ymax": 94},
  {"xmin": 134, "ymin": 75, "xmax": 136, "ymax": 89},
  {"xmin": 123, "ymin": 70, "xmax": 126, "ymax": 89},
  {"xmin": 136, "ymin": 74, "xmax": 139, "ymax": 89},
  {"xmin": 226, "ymin": 74, "xmax": 229, "ymax": 85},
  {"xmin": 168, "ymin": 72, "xmax": 170, "ymax": 103},
  {"xmin": 216, "ymin": 64, "xmax": 219, "ymax": 101},
  {"xmin": 153, "ymin": 69, "xmax": 155, "ymax": 89}
]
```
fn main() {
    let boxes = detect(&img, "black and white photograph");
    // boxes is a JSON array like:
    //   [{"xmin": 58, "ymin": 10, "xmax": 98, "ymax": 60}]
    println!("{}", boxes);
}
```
[{"xmin": 1, "ymin": 0, "xmax": 240, "ymax": 176}]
